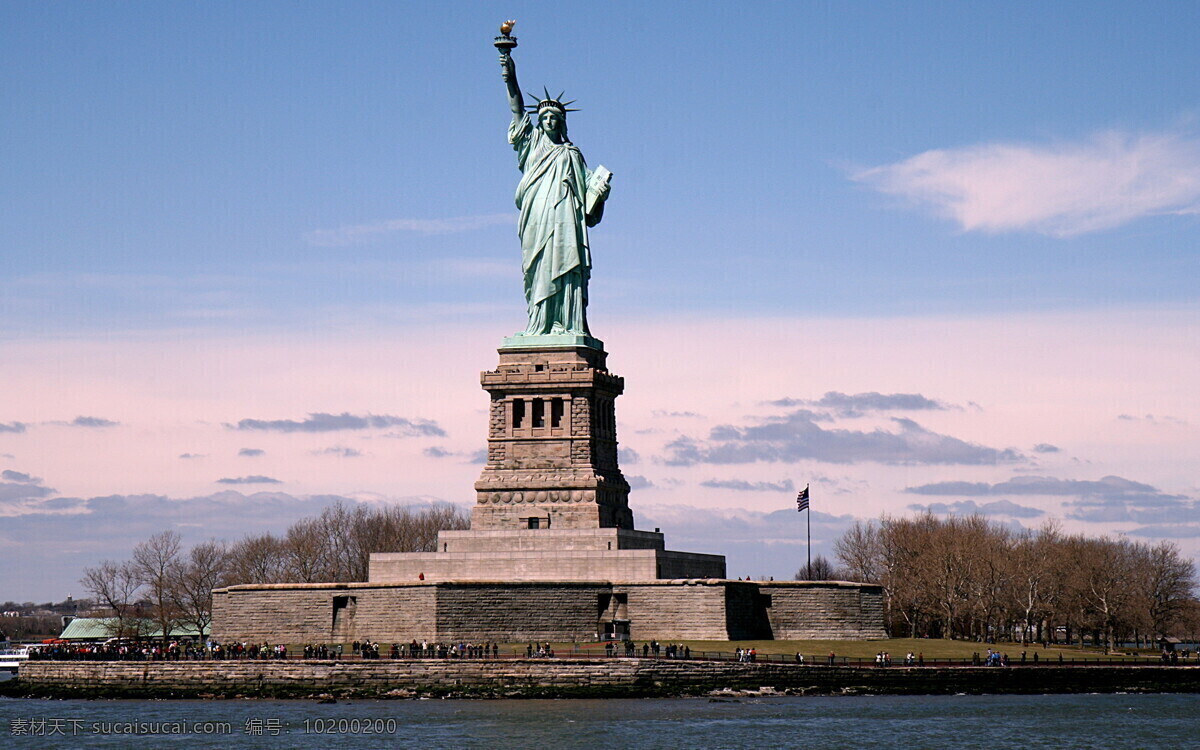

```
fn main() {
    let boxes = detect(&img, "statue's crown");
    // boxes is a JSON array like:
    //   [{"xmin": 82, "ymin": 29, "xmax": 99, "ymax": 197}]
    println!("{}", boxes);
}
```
[{"xmin": 526, "ymin": 87, "xmax": 579, "ymax": 114}]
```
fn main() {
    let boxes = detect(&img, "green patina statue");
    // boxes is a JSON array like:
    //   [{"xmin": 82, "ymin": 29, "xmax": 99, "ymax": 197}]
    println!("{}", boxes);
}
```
[{"xmin": 496, "ymin": 22, "xmax": 611, "ymax": 346}]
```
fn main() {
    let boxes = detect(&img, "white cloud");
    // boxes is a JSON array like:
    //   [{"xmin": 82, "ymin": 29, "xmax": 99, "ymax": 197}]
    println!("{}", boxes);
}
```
[
  {"xmin": 664, "ymin": 412, "xmax": 1022, "ymax": 466},
  {"xmin": 854, "ymin": 130, "xmax": 1200, "ymax": 236},
  {"xmin": 216, "ymin": 475, "xmax": 283, "ymax": 485},
  {"xmin": 304, "ymin": 213, "xmax": 515, "ymax": 247},
  {"xmin": 232, "ymin": 412, "xmax": 444, "ymax": 436},
  {"xmin": 906, "ymin": 499, "xmax": 1045, "ymax": 519}
]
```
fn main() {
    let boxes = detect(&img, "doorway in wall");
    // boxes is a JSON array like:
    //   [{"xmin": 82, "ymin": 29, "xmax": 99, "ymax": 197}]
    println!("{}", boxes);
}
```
[{"xmin": 332, "ymin": 595, "xmax": 357, "ymax": 642}]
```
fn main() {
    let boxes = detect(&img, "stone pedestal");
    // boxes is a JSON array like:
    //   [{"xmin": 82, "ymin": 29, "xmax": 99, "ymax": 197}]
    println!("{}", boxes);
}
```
[
  {"xmin": 369, "ymin": 528, "xmax": 726, "ymax": 583},
  {"xmin": 366, "ymin": 341, "xmax": 726, "ymax": 584},
  {"xmin": 472, "ymin": 344, "xmax": 634, "ymax": 530}
]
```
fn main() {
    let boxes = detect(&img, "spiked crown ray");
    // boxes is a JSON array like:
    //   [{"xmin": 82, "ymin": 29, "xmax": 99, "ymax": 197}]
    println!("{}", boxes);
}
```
[{"xmin": 526, "ymin": 86, "xmax": 579, "ymax": 114}]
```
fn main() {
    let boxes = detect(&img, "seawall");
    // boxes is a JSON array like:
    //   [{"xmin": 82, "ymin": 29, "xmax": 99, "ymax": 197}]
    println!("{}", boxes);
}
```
[{"xmin": 10, "ymin": 660, "xmax": 1200, "ymax": 699}]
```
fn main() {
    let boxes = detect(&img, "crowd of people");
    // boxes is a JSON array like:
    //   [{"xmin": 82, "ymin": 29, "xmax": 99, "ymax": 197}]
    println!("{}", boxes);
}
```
[
  {"xmin": 601, "ymin": 640, "xmax": 691, "ymax": 659},
  {"xmin": 735, "ymin": 647, "xmax": 757, "ymax": 662},
  {"xmin": 297, "ymin": 640, "xmax": 502, "ymax": 659},
  {"xmin": 25, "ymin": 639, "xmax": 1197, "ymax": 665},
  {"xmin": 872, "ymin": 651, "xmax": 924, "ymax": 666},
  {"xmin": 390, "ymin": 640, "xmax": 499, "ymax": 659},
  {"xmin": 25, "ymin": 639, "xmax": 503, "ymax": 661},
  {"xmin": 28, "ymin": 641, "xmax": 206, "ymax": 661},
  {"xmin": 972, "ymin": 649, "xmax": 1008, "ymax": 667}
]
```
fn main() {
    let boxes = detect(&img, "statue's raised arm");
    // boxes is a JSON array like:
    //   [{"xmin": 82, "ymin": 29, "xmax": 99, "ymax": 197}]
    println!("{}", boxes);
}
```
[
  {"xmin": 497, "ymin": 21, "xmax": 524, "ymax": 118},
  {"xmin": 500, "ymin": 53, "xmax": 524, "ymax": 117}
]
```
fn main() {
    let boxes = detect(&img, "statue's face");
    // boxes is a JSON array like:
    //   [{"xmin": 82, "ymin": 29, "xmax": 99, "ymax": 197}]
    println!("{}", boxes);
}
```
[{"xmin": 539, "ymin": 109, "xmax": 564, "ymax": 138}]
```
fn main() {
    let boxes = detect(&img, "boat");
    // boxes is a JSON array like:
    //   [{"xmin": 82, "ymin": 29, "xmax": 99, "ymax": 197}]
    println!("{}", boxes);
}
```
[{"xmin": 0, "ymin": 644, "xmax": 31, "ymax": 673}]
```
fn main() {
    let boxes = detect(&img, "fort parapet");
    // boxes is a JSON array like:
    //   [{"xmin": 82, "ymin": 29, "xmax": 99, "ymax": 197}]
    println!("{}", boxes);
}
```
[{"xmin": 213, "ymin": 579, "xmax": 885, "ymax": 643}]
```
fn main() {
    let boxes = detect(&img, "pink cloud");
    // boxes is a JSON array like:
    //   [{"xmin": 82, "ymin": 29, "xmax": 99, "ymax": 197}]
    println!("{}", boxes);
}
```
[{"xmin": 854, "ymin": 131, "xmax": 1200, "ymax": 236}]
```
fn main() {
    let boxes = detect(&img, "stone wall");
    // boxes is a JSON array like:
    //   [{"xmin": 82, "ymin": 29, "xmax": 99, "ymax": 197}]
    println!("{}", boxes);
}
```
[
  {"xmin": 760, "ymin": 582, "xmax": 887, "ymax": 640},
  {"xmin": 654, "ymin": 551, "xmax": 728, "ymax": 579},
  {"xmin": 18, "ymin": 661, "xmax": 1200, "ymax": 699},
  {"xmin": 435, "ymin": 583, "xmax": 603, "ymax": 642},
  {"xmin": 621, "ymin": 582, "xmax": 731, "ymax": 640},
  {"xmin": 212, "ymin": 585, "xmax": 344, "ymax": 644},
  {"xmin": 344, "ymin": 587, "xmax": 438, "ymax": 642}
]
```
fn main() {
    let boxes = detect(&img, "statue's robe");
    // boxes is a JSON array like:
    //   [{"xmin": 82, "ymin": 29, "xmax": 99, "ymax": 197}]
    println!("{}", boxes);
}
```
[{"xmin": 509, "ymin": 113, "xmax": 599, "ymax": 336}]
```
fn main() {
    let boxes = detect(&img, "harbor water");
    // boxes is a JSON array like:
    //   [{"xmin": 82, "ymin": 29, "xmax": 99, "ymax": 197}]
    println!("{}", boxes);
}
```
[{"xmin": 2, "ymin": 691, "xmax": 1197, "ymax": 749}]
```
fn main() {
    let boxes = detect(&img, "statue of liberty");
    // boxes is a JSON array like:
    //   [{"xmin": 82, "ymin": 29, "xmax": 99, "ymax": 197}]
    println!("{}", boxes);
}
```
[{"xmin": 496, "ymin": 23, "xmax": 611, "ymax": 343}]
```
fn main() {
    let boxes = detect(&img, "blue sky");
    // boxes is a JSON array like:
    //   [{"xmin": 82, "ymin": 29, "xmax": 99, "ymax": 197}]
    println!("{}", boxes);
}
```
[{"xmin": 2, "ymin": 2, "xmax": 1199, "ymax": 601}]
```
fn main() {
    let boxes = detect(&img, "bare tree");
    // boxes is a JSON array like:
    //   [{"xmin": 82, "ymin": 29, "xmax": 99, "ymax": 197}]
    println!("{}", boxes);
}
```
[
  {"xmin": 834, "ymin": 520, "xmax": 882, "ymax": 583},
  {"xmin": 1072, "ymin": 536, "xmax": 1138, "ymax": 653},
  {"xmin": 1142, "ymin": 540, "xmax": 1197, "ymax": 640},
  {"xmin": 170, "ymin": 539, "xmax": 227, "ymax": 640},
  {"xmin": 225, "ymin": 533, "xmax": 288, "ymax": 585},
  {"xmin": 965, "ymin": 515, "xmax": 1011, "ymax": 641},
  {"xmin": 131, "ymin": 530, "xmax": 183, "ymax": 643},
  {"xmin": 352, "ymin": 502, "xmax": 469, "ymax": 577},
  {"xmin": 1009, "ymin": 522, "xmax": 1061, "ymax": 644},
  {"xmin": 860, "ymin": 515, "xmax": 935, "ymax": 638},
  {"xmin": 1176, "ymin": 598, "xmax": 1200, "ymax": 641},
  {"xmin": 221, "ymin": 502, "xmax": 469, "ymax": 585},
  {"xmin": 795, "ymin": 555, "xmax": 844, "ymax": 581},
  {"xmin": 282, "ymin": 519, "xmax": 333, "ymax": 583},
  {"xmin": 829, "ymin": 512, "xmax": 1198, "ymax": 647},
  {"xmin": 310, "ymin": 500, "xmax": 359, "ymax": 581},
  {"xmin": 80, "ymin": 560, "xmax": 143, "ymax": 640},
  {"xmin": 275, "ymin": 501, "xmax": 469, "ymax": 583}
]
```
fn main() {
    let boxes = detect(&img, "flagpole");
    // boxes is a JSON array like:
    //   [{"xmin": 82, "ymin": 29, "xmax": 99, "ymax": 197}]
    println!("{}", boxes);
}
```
[
  {"xmin": 796, "ymin": 483, "xmax": 811, "ymax": 578},
  {"xmin": 807, "ymin": 493, "xmax": 812, "ymax": 576}
]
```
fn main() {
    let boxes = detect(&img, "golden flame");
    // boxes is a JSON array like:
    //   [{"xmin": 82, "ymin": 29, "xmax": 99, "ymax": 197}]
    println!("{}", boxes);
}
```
[{"xmin": 500, "ymin": 20, "xmax": 515, "ymax": 35}]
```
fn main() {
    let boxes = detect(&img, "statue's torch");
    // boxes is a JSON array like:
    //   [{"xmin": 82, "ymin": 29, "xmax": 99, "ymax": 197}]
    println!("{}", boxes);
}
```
[{"xmin": 494, "ymin": 19, "xmax": 518, "ymax": 55}]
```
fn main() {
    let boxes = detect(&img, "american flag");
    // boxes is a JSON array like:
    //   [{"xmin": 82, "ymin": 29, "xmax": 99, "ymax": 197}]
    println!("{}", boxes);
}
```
[{"xmin": 796, "ymin": 484, "xmax": 810, "ymax": 512}]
